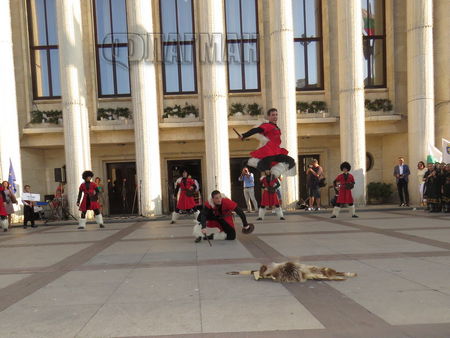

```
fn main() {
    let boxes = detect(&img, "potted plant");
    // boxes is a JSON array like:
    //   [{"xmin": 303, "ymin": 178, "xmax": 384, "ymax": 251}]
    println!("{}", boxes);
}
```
[
  {"xmin": 367, "ymin": 182, "xmax": 393, "ymax": 204},
  {"xmin": 97, "ymin": 107, "xmax": 132, "ymax": 124},
  {"xmin": 296, "ymin": 101, "xmax": 309, "ymax": 114},
  {"xmin": 181, "ymin": 102, "xmax": 199, "ymax": 118},
  {"xmin": 30, "ymin": 110, "xmax": 63, "ymax": 126},
  {"xmin": 162, "ymin": 103, "xmax": 199, "ymax": 121},
  {"xmin": 229, "ymin": 102, "xmax": 246, "ymax": 118},
  {"xmin": 365, "ymin": 99, "xmax": 393, "ymax": 115},
  {"xmin": 246, "ymin": 103, "xmax": 262, "ymax": 117}
]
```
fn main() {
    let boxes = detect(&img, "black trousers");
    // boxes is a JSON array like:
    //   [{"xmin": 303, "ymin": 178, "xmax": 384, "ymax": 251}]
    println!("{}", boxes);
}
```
[
  {"xmin": 81, "ymin": 209, "xmax": 100, "ymax": 218},
  {"xmin": 24, "ymin": 205, "xmax": 35, "ymax": 226},
  {"xmin": 198, "ymin": 212, "xmax": 236, "ymax": 240},
  {"xmin": 256, "ymin": 154, "xmax": 296, "ymax": 172},
  {"xmin": 397, "ymin": 179, "xmax": 409, "ymax": 204}
]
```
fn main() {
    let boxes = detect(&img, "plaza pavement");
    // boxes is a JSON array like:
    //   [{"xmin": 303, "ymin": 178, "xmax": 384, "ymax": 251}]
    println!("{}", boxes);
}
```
[{"xmin": 0, "ymin": 208, "xmax": 449, "ymax": 337}]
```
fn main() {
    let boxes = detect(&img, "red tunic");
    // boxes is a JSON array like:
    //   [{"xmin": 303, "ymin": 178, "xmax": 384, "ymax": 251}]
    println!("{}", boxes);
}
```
[
  {"xmin": 335, "ymin": 173, "xmax": 355, "ymax": 204},
  {"xmin": 250, "ymin": 123, "xmax": 289, "ymax": 159},
  {"xmin": 78, "ymin": 182, "xmax": 101, "ymax": 212},
  {"xmin": 0, "ymin": 187, "xmax": 7, "ymax": 217},
  {"xmin": 260, "ymin": 176, "xmax": 280, "ymax": 207},
  {"xmin": 205, "ymin": 198, "xmax": 237, "ymax": 230},
  {"xmin": 176, "ymin": 178, "xmax": 196, "ymax": 210}
]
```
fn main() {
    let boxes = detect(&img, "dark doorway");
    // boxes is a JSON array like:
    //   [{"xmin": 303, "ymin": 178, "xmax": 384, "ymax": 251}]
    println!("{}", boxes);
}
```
[
  {"xmin": 106, "ymin": 162, "xmax": 137, "ymax": 215},
  {"xmin": 167, "ymin": 159, "xmax": 202, "ymax": 212},
  {"xmin": 229, "ymin": 157, "xmax": 261, "ymax": 209},
  {"xmin": 298, "ymin": 154, "xmax": 320, "ymax": 201}
]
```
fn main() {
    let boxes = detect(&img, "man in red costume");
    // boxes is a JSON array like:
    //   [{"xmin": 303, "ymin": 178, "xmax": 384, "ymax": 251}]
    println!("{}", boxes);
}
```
[
  {"xmin": 0, "ymin": 186, "xmax": 9, "ymax": 232},
  {"xmin": 193, "ymin": 190, "xmax": 254, "ymax": 242},
  {"xmin": 330, "ymin": 162, "xmax": 359, "ymax": 218},
  {"xmin": 77, "ymin": 170, "xmax": 105, "ymax": 229},
  {"xmin": 240, "ymin": 108, "xmax": 295, "ymax": 178},
  {"xmin": 171, "ymin": 169, "xmax": 200, "ymax": 224},
  {"xmin": 257, "ymin": 170, "xmax": 285, "ymax": 221}
]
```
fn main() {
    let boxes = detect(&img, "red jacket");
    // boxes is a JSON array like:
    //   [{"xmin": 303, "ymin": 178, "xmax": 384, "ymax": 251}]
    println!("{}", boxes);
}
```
[
  {"xmin": 0, "ymin": 187, "xmax": 7, "ymax": 216},
  {"xmin": 204, "ymin": 197, "xmax": 238, "ymax": 230},
  {"xmin": 78, "ymin": 182, "xmax": 101, "ymax": 212},
  {"xmin": 250, "ymin": 123, "xmax": 289, "ymax": 159},
  {"xmin": 176, "ymin": 177, "xmax": 196, "ymax": 210},
  {"xmin": 335, "ymin": 173, "xmax": 355, "ymax": 204},
  {"xmin": 260, "ymin": 176, "xmax": 280, "ymax": 207}
]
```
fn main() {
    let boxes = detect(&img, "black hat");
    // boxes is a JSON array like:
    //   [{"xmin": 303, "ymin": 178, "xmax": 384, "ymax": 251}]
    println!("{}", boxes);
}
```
[
  {"xmin": 340, "ymin": 162, "xmax": 351, "ymax": 171},
  {"xmin": 82, "ymin": 170, "xmax": 94, "ymax": 180}
]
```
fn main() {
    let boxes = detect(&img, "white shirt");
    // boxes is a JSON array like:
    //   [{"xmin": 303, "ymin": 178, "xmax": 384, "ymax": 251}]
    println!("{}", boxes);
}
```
[{"xmin": 399, "ymin": 165, "xmax": 404, "ymax": 175}]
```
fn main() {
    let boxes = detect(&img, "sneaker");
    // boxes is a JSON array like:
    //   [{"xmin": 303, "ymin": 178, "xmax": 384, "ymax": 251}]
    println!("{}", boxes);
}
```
[
  {"xmin": 352, "ymin": 215, "xmax": 359, "ymax": 218},
  {"xmin": 316, "ymin": 208, "xmax": 321, "ymax": 211},
  {"xmin": 330, "ymin": 215, "xmax": 336, "ymax": 218},
  {"xmin": 405, "ymin": 204, "xmax": 409, "ymax": 207}
]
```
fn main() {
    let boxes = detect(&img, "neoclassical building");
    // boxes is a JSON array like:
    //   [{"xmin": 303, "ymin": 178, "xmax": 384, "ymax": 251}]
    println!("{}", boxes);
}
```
[{"xmin": 0, "ymin": 0, "xmax": 448, "ymax": 216}]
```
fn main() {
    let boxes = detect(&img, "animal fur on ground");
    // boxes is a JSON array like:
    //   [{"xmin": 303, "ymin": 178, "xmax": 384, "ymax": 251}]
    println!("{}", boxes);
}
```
[{"xmin": 227, "ymin": 261, "xmax": 357, "ymax": 282}]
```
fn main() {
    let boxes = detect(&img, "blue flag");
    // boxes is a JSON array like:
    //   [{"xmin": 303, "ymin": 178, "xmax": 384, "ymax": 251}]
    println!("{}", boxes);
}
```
[{"xmin": 8, "ymin": 159, "xmax": 17, "ymax": 193}]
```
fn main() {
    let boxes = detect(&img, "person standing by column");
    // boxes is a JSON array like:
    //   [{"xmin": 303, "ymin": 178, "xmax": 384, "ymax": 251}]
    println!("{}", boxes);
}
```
[
  {"xmin": 77, "ymin": 171, "xmax": 104, "ymax": 229},
  {"xmin": 393, "ymin": 157, "xmax": 411, "ymax": 207},
  {"xmin": 0, "ymin": 185, "xmax": 9, "ymax": 232},
  {"xmin": 257, "ymin": 170, "xmax": 285, "ymax": 221},
  {"xmin": 2, "ymin": 181, "xmax": 17, "ymax": 228},
  {"xmin": 22, "ymin": 185, "xmax": 36, "ymax": 228},
  {"xmin": 416, "ymin": 161, "xmax": 427, "ymax": 206},
  {"xmin": 94, "ymin": 177, "xmax": 105, "ymax": 213},
  {"xmin": 330, "ymin": 162, "xmax": 358, "ymax": 219},
  {"xmin": 238, "ymin": 167, "xmax": 258, "ymax": 212}
]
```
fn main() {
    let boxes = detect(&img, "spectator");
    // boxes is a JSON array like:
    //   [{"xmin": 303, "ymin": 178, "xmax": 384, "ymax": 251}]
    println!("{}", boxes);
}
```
[
  {"xmin": 442, "ymin": 164, "xmax": 450, "ymax": 213},
  {"xmin": 423, "ymin": 163, "xmax": 441, "ymax": 212},
  {"xmin": 306, "ymin": 159, "xmax": 323, "ymax": 211},
  {"xmin": 417, "ymin": 161, "xmax": 427, "ymax": 206},
  {"xmin": 94, "ymin": 177, "xmax": 105, "ymax": 212},
  {"xmin": 2, "ymin": 181, "xmax": 17, "ymax": 228},
  {"xmin": 393, "ymin": 157, "xmax": 410, "ymax": 207},
  {"xmin": 22, "ymin": 185, "xmax": 36, "ymax": 228},
  {"xmin": 0, "ymin": 184, "xmax": 9, "ymax": 231},
  {"xmin": 238, "ymin": 167, "xmax": 258, "ymax": 212}
]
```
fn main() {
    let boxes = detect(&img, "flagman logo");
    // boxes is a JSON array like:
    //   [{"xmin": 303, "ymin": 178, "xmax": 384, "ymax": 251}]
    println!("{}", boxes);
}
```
[{"xmin": 447, "ymin": 146, "xmax": 450, "ymax": 155}]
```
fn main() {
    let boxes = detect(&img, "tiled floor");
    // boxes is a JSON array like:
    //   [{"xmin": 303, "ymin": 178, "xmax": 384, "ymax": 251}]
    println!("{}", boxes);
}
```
[{"xmin": 0, "ymin": 209, "xmax": 449, "ymax": 337}]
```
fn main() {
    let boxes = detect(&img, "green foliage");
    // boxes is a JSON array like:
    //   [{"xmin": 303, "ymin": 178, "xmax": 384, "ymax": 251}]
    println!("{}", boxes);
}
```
[
  {"xmin": 97, "ymin": 107, "xmax": 132, "ymax": 120},
  {"xmin": 246, "ymin": 103, "xmax": 263, "ymax": 116},
  {"xmin": 163, "ymin": 102, "xmax": 199, "ymax": 118},
  {"xmin": 30, "ymin": 110, "xmax": 62, "ymax": 124},
  {"xmin": 367, "ymin": 182, "xmax": 393, "ymax": 202},
  {"xmin": 365, "ymin": 99, "xmax": 393, "ymax": 112},
  {"xmin": 229, "ymin": 102, "xmax": 246, "ymax": 116},
  {"xmin": 296, "ymin": 101, "xmax": 327, "ymax": 113}
]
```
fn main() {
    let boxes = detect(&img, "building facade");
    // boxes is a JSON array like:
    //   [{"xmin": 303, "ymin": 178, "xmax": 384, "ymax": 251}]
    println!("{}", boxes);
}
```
[{"xmin": 0, "ymin": 0, "xmax": 448, "ymax": 217}]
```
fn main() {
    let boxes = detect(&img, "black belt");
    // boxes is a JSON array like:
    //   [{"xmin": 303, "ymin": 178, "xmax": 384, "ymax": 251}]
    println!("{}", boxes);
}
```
[{"xmin": 244, "ymin": 186, "xmax": 254, "ymax": 189}]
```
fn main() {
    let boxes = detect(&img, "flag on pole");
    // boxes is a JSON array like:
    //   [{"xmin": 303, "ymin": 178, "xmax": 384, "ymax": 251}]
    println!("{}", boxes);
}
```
[
  {"xmin": 8, "ymin": 159, "xmax": 17, "ymax": 193},
  {"xmin": 443, "ymin": 138, "xmax": 450, "ymax": 163},
  {"xmin": 427, "ymin": 144, "xmax": 443, "ymax": 164}
]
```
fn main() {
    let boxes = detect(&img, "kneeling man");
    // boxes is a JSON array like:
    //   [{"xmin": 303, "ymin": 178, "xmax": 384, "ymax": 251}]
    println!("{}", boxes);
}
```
[{"xmin": 193, "ymin": 190, "xmax": 254, "ymax": 242}]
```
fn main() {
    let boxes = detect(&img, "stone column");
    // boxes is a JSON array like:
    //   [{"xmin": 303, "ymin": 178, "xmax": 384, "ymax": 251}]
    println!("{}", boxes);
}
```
[
  {"xmin": 56, "ymin": 0, "xmax": 92, "ymax": 216},
  {"xmin": 434, "ymin": 0, "xmax": 450, "ymax": 145},
  {"xmin": 198, "ymin": 0, "xmax": 231, "ymax": 196},
  {"xmin": 268, "ymin": 0, "xmax": 299, "ymax": 208},
  {"xmin": 127, "ymin": 0, "xmax": 162, "ymax": 216},
  {"xmin": 0, "ymin": 0, "xmax": 23, "ymax": 194},
  {"xmin": 337, "ymin": 0, "xmax": 366, "ymax": 204},
  {"xmin": 407, "ymin": 0, "xmax": 435, "ymax": 204}
]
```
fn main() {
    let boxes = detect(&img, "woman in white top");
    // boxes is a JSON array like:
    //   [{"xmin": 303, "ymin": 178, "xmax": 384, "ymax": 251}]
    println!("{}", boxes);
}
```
[{"xmin": 416, "ymin": 161, "xmax": 427, "ymax": 206}]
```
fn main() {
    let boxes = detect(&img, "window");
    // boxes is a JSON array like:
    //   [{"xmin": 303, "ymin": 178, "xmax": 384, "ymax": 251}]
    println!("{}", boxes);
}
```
[
  {"xmin": 93, "ymin": 0, "xmax": 131, "ymax": 97},
  {"xmin": 160, "ymin": 0, "xmax": 197, "ymax": 94},
  {"xmin": 225, "ymin": 0, "xmax": 260, "ymax": 92},
  {"xmin": 293, "ymin": 0, "xmax": 323, "ymax": 91},
  {"xmin": 362, "ymin": 0, "xmax": 386, "ymax": 87},
  {"xmin": 27, "ymin": 0, "xmax": 61, "ymax": 99}
]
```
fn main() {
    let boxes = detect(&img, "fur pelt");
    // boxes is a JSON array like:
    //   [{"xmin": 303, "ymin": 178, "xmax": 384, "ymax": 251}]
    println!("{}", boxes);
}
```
[{"xmin": 227, "ymin": 261, "xmax": 357, "ymax": 282}]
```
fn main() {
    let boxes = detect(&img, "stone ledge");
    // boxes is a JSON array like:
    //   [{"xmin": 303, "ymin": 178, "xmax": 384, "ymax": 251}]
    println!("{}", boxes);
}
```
[
  {"xmin": 365, "ymin": 114, "xmax": 403, "ymax": 122},
  {"xmin": 297, "ymin": 117, "xmax": 339, "ymax": 124}
]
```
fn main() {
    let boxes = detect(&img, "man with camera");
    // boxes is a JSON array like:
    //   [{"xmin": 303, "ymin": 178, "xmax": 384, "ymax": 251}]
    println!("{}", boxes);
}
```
[
  {"xmin": 238, "ymin": 167, "xmax": 258, "ymax": 212},
  {"xmin": 306, "ymin": 159, "xmax": 324, "ymax": 211}
]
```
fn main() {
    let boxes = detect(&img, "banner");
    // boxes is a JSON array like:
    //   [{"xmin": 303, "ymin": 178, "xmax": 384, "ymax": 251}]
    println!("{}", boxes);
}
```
[
  {"xmin": 443, "ymin": 139, "xmax": 450, "ymax": 163},
  {"xmin": 427, "ymin": 144, "xmax": 442, "ymax": 164}
]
